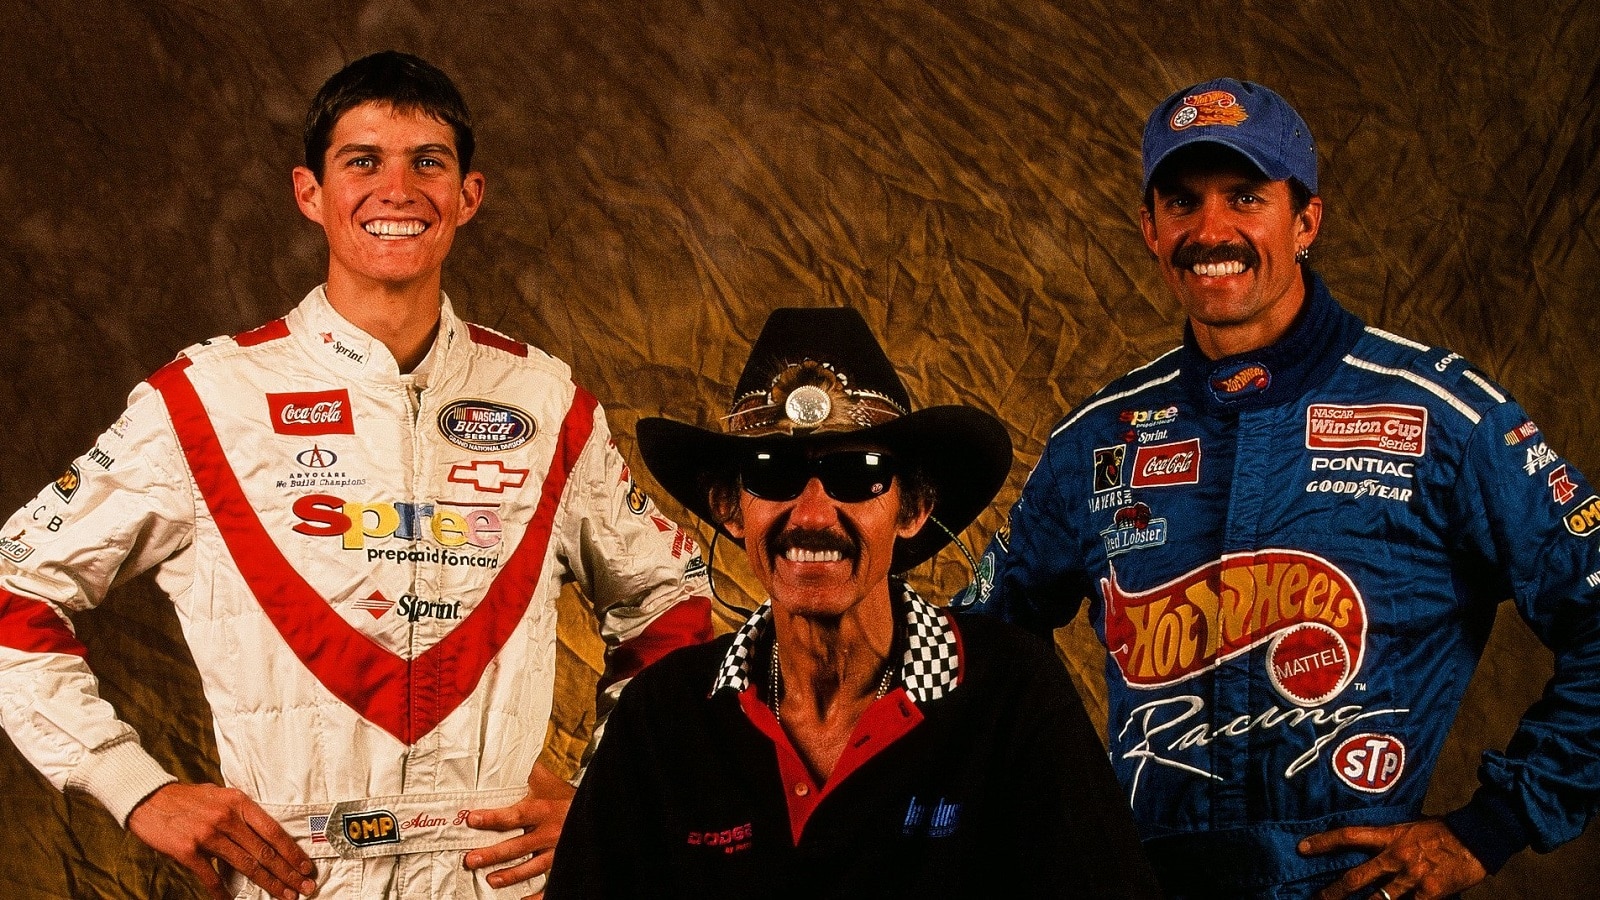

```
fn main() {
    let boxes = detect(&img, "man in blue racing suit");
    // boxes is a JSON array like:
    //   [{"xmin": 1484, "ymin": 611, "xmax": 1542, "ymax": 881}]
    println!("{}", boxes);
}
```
[{"xmin": 956, "ymin": 78, "xmax": 1600, "ymax": 899}]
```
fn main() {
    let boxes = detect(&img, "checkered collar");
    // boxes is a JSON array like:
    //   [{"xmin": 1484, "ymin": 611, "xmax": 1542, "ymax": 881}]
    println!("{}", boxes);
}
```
[{"xmin": 711, "ymin": 584, "xmax": 962, "ymax": 705}]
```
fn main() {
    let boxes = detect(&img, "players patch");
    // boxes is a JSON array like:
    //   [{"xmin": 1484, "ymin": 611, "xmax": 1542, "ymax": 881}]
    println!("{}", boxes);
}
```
[
  {"xmin": 1332, "ymin": 733, "xmax": 1406, "ymax": 793},
  {"xmin": 52, "ymin": 465, "xmax": 81, "ymax": 503},
  {"xmin": 1305, "ymin": 404, "xmax": 1426, "ymax": 457},
  {"xmin": 268, "ymin": 390, "xmax": 356, "ymax": 436},
  {"xmin": 1093, "ymin": 445, "xmax": 1126, "ymax": 493},
  {"xmin": 1130, "ymin": 439, "xmax": 1200, "ymax": 488},
  {"xmin": 437, "ymin": 400, "xmax": 535, "ymax": 453}
]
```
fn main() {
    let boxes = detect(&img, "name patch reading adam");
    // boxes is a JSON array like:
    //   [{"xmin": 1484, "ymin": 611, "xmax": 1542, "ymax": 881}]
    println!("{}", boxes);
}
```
[
  {"xmin": 438, "ymin": 399, "xmax": 535, "ymax": 453},
  {"xmin": 342, "ymin": 809, "xmax": 401, "ymax": 847}
]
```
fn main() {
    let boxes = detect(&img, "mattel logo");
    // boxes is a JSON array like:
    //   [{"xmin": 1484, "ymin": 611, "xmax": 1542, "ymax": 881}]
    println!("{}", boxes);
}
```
[
  {"xmin": 1130, "ymin": 439, "xmax": 1200, "ymax": 488},
  {"xmin": 268, "ymin": 390, "xmax": 355, "ymax": 436}
]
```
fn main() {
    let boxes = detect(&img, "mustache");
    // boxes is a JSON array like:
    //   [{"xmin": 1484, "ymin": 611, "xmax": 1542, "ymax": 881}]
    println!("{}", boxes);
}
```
[
  {"xmin": 767, "ymin": 517, "xmax": 861, "ymax": 562},
  {"xmin": 1172, "ymin": 240, "xmax": 1259, "ymax": 271}
]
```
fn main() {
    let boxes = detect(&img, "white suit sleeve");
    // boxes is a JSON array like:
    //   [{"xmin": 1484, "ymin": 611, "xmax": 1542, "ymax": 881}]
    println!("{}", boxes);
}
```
[
  {"xmin": 0, "ymin": 381, "xmax": 196, "ymax": 824},
  {"xmin": 555, "ymin": 395, "xmax": 712, "ymax": 758}
]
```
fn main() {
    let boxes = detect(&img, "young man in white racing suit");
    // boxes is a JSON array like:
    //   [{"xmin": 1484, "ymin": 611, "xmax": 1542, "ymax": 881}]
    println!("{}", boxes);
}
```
[{"xmin": 0, "ymin": 51, "xmax": 712, "ymax": 900}]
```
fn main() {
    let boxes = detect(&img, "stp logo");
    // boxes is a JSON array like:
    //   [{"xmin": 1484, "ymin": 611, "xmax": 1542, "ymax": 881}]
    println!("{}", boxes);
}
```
[{"xmin": 1332, "ymin": 733, "xmax": 1406, "ymax": 793}]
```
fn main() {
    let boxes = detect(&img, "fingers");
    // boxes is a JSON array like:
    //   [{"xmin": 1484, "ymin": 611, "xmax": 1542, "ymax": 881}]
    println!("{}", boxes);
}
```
[
  {"xmin": 1299, "ymin": 824, "xmax": 1399, "ymax": 856},
  {"xmin": 478, "ymin": 849, "xmax": 554, "ymax": 892},
  {"xmin": 466, "ymin": 827, "xmax": 550, "ymax": 869},
  {"xmin": 128, "ymin": 783, "xmax": 317, "ymax": 900}
]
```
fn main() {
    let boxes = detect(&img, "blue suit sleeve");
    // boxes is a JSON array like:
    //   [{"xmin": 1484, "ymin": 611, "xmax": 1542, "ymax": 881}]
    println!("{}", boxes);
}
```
[
  {"xmin": 954, "ymin": 438, "xmax": 1091, "ymax": 638},
  {"xmin": 1442, "ymin": 398, "xmax": 1600, "ymax": 870}
]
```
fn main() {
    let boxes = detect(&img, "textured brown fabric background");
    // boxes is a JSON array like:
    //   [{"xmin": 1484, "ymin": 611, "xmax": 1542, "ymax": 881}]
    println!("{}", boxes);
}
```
[{"xmin": 1, "ymin": 1, "xmax": 1596, "ymax": 896}]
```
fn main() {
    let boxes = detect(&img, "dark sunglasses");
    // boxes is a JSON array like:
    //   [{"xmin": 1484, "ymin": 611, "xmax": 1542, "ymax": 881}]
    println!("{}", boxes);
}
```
[{"xmin": 738, "ymin": 449, "xmax": 898, "ymax": 503}]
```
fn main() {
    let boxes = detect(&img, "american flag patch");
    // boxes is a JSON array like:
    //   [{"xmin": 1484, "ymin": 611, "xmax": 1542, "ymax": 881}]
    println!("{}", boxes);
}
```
[{"xmin": 309, "ymin": 815, "xmax": 329, "ymax": 843}]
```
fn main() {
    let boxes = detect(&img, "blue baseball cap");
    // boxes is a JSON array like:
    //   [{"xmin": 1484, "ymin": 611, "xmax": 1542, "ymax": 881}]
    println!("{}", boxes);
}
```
[{"xmin": 1141, "ymin": 78, "xmax": 1317, "ymax": 194}]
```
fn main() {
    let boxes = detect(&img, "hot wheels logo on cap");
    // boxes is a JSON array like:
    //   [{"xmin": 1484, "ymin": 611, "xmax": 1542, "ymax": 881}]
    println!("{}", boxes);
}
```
[
  {"xmin": 1170, "ymin": 90, "xmax": 1250, "ymax": 130},
  {"xmin": 438, "ymin": 400, "xmax": 535, "ymax": 453},
  {"xmin": 268, "ymin": 390, "xmax": 355, "ymax": 436},
  {"xmin": 1102, "ymin": 549, "xmax": 1366, "ymax": 706}
]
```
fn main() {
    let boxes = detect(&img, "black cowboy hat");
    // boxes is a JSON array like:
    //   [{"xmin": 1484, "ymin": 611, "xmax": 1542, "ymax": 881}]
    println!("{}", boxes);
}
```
[{"xmin": 637, "ymin": 307, "xmax": 1012, "ymax": 573}]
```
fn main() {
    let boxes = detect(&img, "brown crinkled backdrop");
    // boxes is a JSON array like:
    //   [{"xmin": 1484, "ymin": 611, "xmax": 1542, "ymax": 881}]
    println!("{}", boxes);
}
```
[{"xmin": 2, "ymin": 1, "xmax": 1597, "ymax": 897}]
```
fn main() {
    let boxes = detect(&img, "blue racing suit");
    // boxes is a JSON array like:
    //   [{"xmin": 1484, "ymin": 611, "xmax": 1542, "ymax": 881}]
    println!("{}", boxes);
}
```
[{"xmin": 957, "ymin": 273, "xmax": 1600, "ymax": 897}]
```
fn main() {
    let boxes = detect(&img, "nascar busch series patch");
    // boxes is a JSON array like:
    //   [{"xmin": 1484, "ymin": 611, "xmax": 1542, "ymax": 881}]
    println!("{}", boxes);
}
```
[
  {"xmin": 1305, "ymin": 404, "xmax": 1426, "ymax": 457},
  {"xmin": 268, "ymin": 390, "xmax": 355, "ymax": 436},
  {"xmin": 1101, "ymin": 550, "xmax": 1366, "ymax": 706},
  {"xmin": 438, "ymin": 399, "xmax": 535, "ymax": 453}
]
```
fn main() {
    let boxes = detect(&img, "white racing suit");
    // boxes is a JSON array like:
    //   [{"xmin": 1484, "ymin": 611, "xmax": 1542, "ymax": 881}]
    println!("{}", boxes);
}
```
[{"xmin": 0, "ymin": 287, "xmax": 713, "ymax": 898}]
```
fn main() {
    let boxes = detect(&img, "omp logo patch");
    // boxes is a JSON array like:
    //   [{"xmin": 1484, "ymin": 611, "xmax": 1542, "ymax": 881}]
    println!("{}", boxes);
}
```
[
  {"xmin": 1564, "ymin": 496, "xmax": 1600, "ymax": 538},
  {"xmin": 1102, "ymin": 550, "xmax": 1365, "ymax": 706},
  {"xmin": 268, "ymin": 390, "xmax": 355, "ymax": 436},
  {"xmin": 342, "ymin": 810, "xmax": 400, "ymax": 847},
  {"xmin": 1305, "ymin": 404, "xmax": 1426, "ymax": 457},
  {"xmin": 1332, "ymin": 733, "xmax": 1406, "ymax": 793}
]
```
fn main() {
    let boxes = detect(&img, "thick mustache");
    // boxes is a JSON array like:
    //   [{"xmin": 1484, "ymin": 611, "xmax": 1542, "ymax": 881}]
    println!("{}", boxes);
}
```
[
  {"xmin": 1172, "ymin": 241, "xmax": 1259, "ymax": 271},
  {"xmin": 768, "ymin": 519, "xmax": 861, "ymax": 562}
]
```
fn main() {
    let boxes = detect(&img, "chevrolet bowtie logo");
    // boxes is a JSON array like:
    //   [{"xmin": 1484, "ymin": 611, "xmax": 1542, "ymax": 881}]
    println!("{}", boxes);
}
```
[{"xmin": 448, "ymin": 461, "xmax": 530, "ymax": 493}]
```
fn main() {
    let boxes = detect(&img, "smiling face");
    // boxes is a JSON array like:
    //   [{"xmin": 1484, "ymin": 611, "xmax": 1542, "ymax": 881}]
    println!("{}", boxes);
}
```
[
  {"xmin": 723, "ymin": 446, "xmax": 930, "ymax": 623},
  {"xmin": 292, "ymin": 101, "xmax": 484, "ymax": 301},
  {"xmin": 1140, "ymin": 147, "xmax": 1321, "ymax": 359}
]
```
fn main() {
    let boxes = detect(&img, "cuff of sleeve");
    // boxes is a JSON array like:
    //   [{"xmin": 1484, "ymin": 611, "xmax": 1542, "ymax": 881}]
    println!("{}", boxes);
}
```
[
  {"xmin": 1442, "ymin": 787, "xmax": 1533, "ymax": 875},
  {"xmin": 66, "ymin": 737, "xmax": 178, "ymax": 827}
]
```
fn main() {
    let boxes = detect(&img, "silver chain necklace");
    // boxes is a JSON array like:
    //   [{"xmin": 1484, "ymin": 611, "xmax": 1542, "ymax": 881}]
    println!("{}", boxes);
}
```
[{"xmin": 768, "ymin": 639, "xmax": 896, "ymax": 723}]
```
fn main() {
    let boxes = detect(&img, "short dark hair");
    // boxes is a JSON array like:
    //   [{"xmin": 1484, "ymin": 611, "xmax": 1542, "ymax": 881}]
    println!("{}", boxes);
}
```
[
  {"xmin": 302, "ymin": 51, "xmax": 475, "ymax": 181},
  {"xmin": 1142, "ymin": 142, "xmax": 1313, "ymax": 214}
]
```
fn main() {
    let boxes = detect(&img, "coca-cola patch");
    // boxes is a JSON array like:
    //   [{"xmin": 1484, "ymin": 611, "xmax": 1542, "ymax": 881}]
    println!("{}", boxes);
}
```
[
  {"xmin": 1130, "ymin": 439, "xmax": 1200, "ymax": 488},
  {"xmin": 268, "ymin": 390, "xmax": 355, "ymax": 436},
  {"xmin": 438, "ymin": 399, "xmax": 535, "ymax": 453}
]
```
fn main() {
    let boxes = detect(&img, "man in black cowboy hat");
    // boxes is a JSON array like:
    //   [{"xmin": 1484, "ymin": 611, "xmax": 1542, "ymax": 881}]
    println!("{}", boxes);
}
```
[{"xmin": 545, "ymin": 307, "xmax": 1159, "ymax": 898}]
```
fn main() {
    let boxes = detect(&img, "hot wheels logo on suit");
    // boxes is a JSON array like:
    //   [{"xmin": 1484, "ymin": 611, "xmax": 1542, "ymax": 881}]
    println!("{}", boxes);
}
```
[
  {"xmin": 268, "ymin": 390, "xmax": 355, "ymax": 436},
  {"xmin": 1102, "ymin": 549, "xmax": 1366, "ymax": 707},
  {"xmin": 438, "ymin": 400, "xmax": 535, "ymax": 453}
]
